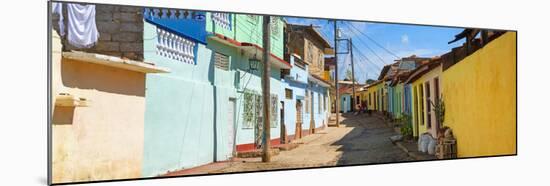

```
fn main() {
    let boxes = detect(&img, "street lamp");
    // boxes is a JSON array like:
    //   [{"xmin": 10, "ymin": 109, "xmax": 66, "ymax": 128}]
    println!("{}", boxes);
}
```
[{"xmin": 249, "ymin": 53, "xmax": 260, "ymax": 72}]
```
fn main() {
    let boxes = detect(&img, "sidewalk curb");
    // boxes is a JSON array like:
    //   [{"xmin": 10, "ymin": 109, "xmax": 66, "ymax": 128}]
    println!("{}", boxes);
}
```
[{"xmin": 395, "ymin": 141, "xmax": 420, "ymax": 160}]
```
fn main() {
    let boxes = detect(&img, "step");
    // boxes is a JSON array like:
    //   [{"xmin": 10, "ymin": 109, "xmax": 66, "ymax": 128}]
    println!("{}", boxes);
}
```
[
  {"xmin": 236, "ymin": 148, "xmax": 280, "ymax": 158},
  {"xmin": 278, "ymin": 143, "xmax": 299, "ymax": 151}
]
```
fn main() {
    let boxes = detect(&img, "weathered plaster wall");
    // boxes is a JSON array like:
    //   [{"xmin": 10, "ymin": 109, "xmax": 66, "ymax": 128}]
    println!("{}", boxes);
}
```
[
  {"xmin": 370, "ymin": 83, "xmax": 385, "ymax": 111},
  {"xmin": 142, "ymin": 21, "xmax": 238, "ymax": 177},
  {"xmin": 306, "ymin": 84, "xmax": 329, "ymax": 129},
  {"xmin": 442, "ymin": 32, "xmax": 516, "ymax": 157},
  {"xmin": 232, "ymin": 56, "xmax": 283, "ymax": 146},
  {"xmin": 205, "ymin": 13, "xmax": 285, "ymax": 58},
  {"xmin": 281, "ymin": 56, "xmax": 309, "ymax": 137},
  {"xmin": 366, "ymin": 86, "xmax": 376, "ymax": 110},
  {"xmin": 51, "ymin": 31, "xmax": 145, "ymax": 183},
  {"xmin": 287, "ymin": 28, "xmax": 326, "ymax": 77},
  {"xmin": 411, "ymin": 65, "xmax": 442, "ymax": 138},
  {"xmin": 340, "ymin": 94, "xmax": 352, "ymax": 113},
  {"xmin": 142, "ymin": 20, "xmax": 284, "ymax": 176},
  {"xmin": 390, "ymin": 84, "xmax": 404, "ymax": 119}
]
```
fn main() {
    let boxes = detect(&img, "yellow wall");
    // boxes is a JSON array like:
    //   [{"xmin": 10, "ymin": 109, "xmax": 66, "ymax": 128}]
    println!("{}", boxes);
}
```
[
  {"xmin": 442, "ymin": 32, "xmax": 516, "ymax": 157},
  {"xmin": 366, "ymin": 87, "xmax": 374, "ymax": 110},
  {"xmin": 378, "ymin": 83, "xmax": 387, "ymax": 112},
  {"xmin": 359, "ymin": 90, "xmax": 368, "ymax": 104},
  {"xmin": 366, "ymin": 83, "xmax": 384, "ymax": 111},
  {"xmin": 410, "ymin": 65, "xmax": 442, "ymax": 138},
  {"xmin": 323, "ymin": 70, "xmax": 330, "ymax": 81},
  {"xmin": 51, "ymin": 31, "xmax": 145, "ymax": 183}
]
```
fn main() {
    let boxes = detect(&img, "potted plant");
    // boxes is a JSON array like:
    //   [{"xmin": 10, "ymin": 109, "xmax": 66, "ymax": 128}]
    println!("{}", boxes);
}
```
[
  {"xmin": 430, "ymin": 95, "xmax": 445, "ymax": 130},
  {"xmin": 400, "ymin": 113, "xmax": 413, "ymax": 141},
  {"xmin": 430, "ymin": 96, "xmax": 457, "ymax": 159}
]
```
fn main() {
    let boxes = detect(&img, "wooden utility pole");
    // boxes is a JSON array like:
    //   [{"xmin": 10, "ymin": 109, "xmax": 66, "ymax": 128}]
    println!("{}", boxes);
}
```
[
  {"xmin": 350, "ymin": 38, "xmax": 356, "ymax": 112},
  {"xmin": 333, "ymin": 20, "xmax": 340, "ymax": 127},
  {"xmin": 261, "ymin": 15, "xmax": 271, "ymax": 162}
]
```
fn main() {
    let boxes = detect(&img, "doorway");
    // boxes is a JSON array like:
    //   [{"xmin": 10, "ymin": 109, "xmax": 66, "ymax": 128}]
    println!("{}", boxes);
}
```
[
  {"xmin": 295, "ymin": 100, "xmax": 303, "ymax": 140},
  {"xmin": 280, "ymin": 101, "xmax": 286, "ymax": 144},
  {"xmin": 227, "ymin": 98, "xmax": 236, "ymax": 159}
]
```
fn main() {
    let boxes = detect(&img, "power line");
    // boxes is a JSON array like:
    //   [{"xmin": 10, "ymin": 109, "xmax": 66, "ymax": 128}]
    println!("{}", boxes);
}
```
[
  {"xmin": 351, "ymin": 44, "xmax": 383, "ymax": 79},
  {"xmin": 342, "ymin": 24, "xmax": 389, "ymax": 68},
  {"xmin": 343, "ymin": 23, "xmax": 387, "ymax": 65},
  {"xmin": 338, "ymin": 28, "xmax": 380, "ymax": 78},
  {"xmin": 352, "ymin": 44, "xmax": 382, "ymax": 71},
  {"xmin": 345, "ymin": 21, "xmax": 400, "ymax": 59}
]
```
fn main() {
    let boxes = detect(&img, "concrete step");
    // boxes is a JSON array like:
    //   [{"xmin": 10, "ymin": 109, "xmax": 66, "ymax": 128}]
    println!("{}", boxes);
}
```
[
  {"xmin": 236, "ymin": 148, "xmax": 280, "ymax": 158},
  {"xmin": 278, "ymin": 143, "xmax": 299, "ymax": 151}
]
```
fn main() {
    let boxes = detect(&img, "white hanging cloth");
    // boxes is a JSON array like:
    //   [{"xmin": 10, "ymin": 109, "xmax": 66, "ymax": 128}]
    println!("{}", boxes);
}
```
[
  {"xmin": 52, "ymin": 2, "xmax": 65, "ymax": 36},
  {"xmin": 66, "ymin": 4, "xmax": 99, "ymax": 48}
]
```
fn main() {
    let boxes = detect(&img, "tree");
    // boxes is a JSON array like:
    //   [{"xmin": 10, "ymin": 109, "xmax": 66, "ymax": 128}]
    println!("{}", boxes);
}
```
[
  {"xmin": 345, "ymin": 68, "xmax": 353, "ymax": 81},
  {"xmin": 365, "ymin": 79, "xmax": 376, "ymax": 84}
]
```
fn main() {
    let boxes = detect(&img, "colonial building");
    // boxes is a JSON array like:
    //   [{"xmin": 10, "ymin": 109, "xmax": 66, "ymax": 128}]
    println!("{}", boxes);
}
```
[
  {"xmin": 51, "ymin": 4, "xmax": 168, "ymax": 183},
  {"xmin": 285, "ymin": 24, "xmax": 333, "ymax": 135},
  {"xmin": 405, "ymin": 59, "xmax": 442, "ymax": 138},
  {"xmin": 141, "ymin": 10, "xmax": 291, "ymax": 176}
]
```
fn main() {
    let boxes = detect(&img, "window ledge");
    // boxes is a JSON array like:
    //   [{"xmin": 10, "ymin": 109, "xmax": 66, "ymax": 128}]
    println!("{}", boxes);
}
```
[
  {"xmin": 55, "ymin": 93, "xmax": 89, "ymax": 107},
  {"xmin": 62, "ymin": 51, "xmax": 170, "ymax": 74}
]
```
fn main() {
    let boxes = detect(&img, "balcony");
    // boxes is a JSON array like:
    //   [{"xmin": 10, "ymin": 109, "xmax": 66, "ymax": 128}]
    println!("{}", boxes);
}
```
[
  {"xmin": 143, "ymin": 8, "xmax": 207, "ymax": 44},
  {"xmin": 156, "ymin": 27, "xmax": 197, "ymax": 64}
]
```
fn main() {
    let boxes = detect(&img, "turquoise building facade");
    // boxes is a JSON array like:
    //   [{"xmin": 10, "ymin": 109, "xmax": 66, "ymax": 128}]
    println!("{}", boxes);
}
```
[
  {"xmin": 340, "ymin": 93, "xmax": 352, "ymax": 113},
  {"xmin": 280, "ymin": 55, "xmax": 308, "ymax": 140},
  {"xmin": 141, "ymin": 10, "xmax": 289, "ymax": 176}
]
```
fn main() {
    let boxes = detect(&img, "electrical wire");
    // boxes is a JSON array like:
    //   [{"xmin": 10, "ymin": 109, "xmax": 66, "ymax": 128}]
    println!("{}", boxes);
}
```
[
  {"xmin": 341, "ymin": 22, "xmax": 390, "ymax": 68},
  {"xmin": 344, "ymin": 23, "xmax": 387, "ymax": 65},
  {"xmin": 344, "ymin": 21, "xmax": 400, "ymax": 59}
]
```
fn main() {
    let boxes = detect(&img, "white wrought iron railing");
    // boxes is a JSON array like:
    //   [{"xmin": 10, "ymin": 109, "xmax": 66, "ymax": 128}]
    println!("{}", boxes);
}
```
[
  {"xmin": 211, "ymin": 13, "xmax": 231, "ymax": 30},
  {"xmin": 156, "ymin": 27, "xmax": 196, "ymax": 64}
]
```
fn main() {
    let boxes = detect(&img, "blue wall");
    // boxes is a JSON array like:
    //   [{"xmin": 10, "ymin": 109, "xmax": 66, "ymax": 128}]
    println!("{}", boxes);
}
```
[
  {"xmin": 306, "ymin": 82, "xmax": 329, "ymax": 128},
  {"xmin": 143, "ymin": 21, "xmax": 240, "ymax": 176},
  {"xmin": 281, "ymin": 56, "xmax": 329, "ymax": 138},
  {"xmin": 340, "ymin": 93, "xmax": 352, "ymax": 113},
  {"xmin": 281, "ymin": 56, "xmax": 308, "ymax": 137}
]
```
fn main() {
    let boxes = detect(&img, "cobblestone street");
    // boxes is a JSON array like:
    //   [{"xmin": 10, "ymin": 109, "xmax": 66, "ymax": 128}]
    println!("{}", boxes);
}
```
[{"xmin": 174, "ymin": 113, "xmax": 415, "ymax": 175}]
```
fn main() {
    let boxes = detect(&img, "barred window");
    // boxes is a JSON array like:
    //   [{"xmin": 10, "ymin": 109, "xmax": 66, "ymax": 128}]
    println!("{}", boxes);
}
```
[
  {"xmin": 247, "ymin": 15, "xmax": 259, "ymax": 24},
  {"xmin": 212, "ymin": 13, "xmax": 231, "ymax": 30},
  {"xmin": 285, "ymin": 88, "xmax": 293, "ymax": 99},
  {"xmin": 270, "ymin": 17, "xmax": 280, "ymax": 36}
]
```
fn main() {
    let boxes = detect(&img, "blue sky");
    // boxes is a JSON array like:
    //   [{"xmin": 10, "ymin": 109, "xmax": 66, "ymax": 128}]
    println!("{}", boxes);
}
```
[{"xmin": 285, "ymin": 17, "xmax": 464, "ymax": 83}]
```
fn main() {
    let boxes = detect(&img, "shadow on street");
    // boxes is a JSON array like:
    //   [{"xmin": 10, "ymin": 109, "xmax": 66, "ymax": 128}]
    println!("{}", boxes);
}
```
[{"xmin": 331, "ymin": 112, "xmax": 413, "ymax": 165}]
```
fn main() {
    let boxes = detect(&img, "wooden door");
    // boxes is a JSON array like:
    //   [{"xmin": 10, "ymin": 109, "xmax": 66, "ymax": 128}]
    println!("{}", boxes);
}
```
[
  {"xmin": 280, "ymin": 101, "xmax": 286, "ymax": 144},
  {"xmin": 295, "ymin": 100, "xmax": 303, "ymax": 139}
]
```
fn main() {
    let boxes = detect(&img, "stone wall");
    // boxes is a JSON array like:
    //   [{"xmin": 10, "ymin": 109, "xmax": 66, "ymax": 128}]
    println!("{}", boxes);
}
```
[{"xmin": 52, "ymin": 4, "xmax": 144, "ymax": 61}]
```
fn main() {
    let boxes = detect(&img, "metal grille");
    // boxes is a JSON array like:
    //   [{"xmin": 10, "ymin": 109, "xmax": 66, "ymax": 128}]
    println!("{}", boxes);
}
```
[
  {"xmin": 270, "ymin": 17, "xmax": 280, "ymax": 36},
  {"xmin": 214, "ymin": 52, "xmax": 229, "ymax": 70}
]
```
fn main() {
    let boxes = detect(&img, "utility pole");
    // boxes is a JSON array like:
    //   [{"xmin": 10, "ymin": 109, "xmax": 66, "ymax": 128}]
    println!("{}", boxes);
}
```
[
  {"xmin": 333, "ymin": 20, "xmax": 340, "ymax": 127},
  {"xmin": 261, "ymin": 15, "xmax": 271, "ymax": 162},
  {"xmin": 350, "ymin": 38, "xmax": 356, "ymax": 112}
]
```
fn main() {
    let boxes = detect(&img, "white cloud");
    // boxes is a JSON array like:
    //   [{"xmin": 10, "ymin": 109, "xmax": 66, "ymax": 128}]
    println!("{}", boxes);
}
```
[
  {"xmin": 401, "ymin": 34, "xmax": 409, "ymax": 45},
  {"xmin": 396, "ymin": 48, "xmax": 443, "ymax": 58}
]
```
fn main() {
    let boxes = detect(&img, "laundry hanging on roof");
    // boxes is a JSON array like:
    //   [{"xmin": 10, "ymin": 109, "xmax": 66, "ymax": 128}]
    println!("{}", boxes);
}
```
[
  {"xmin": 66, "ymin": 4, "xmax": 99, "ymax": 48},
  {"xmin": 52, "ymin": 2, "xmax": 65, "ymax": 36}
]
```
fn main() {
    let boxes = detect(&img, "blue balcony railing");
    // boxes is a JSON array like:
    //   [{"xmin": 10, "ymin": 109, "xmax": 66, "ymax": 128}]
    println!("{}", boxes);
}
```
[{"xmin": 144, "ymin": 8, "xmax": 207, "ymax": 44}]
